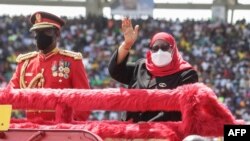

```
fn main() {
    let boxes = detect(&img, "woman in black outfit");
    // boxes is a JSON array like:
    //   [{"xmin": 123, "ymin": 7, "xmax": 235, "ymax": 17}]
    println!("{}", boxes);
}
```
[{"xmin": 108, "ymin": 18, "xmax": 198, "ymax": 122}]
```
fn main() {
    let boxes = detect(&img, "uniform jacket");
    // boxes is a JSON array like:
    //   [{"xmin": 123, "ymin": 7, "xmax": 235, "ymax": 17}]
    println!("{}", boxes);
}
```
[
  {"xmin": 9, "ymin": 47, "xmax": 89, "ymax": 89},
  {"xmin": 8, "ymin": 47, "xmax": 90, "ymax": 121},
  {"xmin": 108, "ymin": 50, "xmax": 198, "ymax": 122}
]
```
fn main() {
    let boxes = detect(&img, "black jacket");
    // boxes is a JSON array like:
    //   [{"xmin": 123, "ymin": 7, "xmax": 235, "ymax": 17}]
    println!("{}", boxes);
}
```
[{"xmin": 108, "ymin": 50, "xmax": 198, "ymax": 122}]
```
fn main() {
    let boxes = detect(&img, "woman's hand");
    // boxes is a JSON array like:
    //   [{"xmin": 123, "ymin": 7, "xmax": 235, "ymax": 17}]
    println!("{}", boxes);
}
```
[{"xmin": 121, "ymin": 17, "xmax": 139, "ymax": 50}]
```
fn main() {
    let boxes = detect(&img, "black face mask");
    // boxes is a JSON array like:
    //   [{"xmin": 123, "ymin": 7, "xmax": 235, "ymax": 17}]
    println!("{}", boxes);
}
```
[{"xmin": 35, "ymin": 32, "xmax": 54, "ymax": 50}]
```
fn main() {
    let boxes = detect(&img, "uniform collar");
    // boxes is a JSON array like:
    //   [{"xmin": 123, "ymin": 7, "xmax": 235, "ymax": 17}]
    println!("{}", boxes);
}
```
[{"xmin": 39, "ymin": 47, "xmax": 59, "ymax": 60}]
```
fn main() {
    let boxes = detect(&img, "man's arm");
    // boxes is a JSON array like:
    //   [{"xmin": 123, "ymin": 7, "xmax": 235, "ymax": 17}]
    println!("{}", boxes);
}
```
[
  {"xmin": 8, "ymin": 63, "xmax": 23, "ymax": 88},
  {"xmin": 70, "ymin": 59, "xmax": 91, "ymax": 121},
  {"xmin": 71, "ymin": 59, "xmax": 90, "ymax": 89}
]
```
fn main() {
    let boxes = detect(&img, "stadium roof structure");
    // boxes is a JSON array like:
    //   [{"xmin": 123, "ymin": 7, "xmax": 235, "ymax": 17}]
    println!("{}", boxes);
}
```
[
  {"xmin": 0, "ymin": 0, "xmax": 250, "ymax": 9},
  {"xmin": 0, "ymin": 0, "xmax": 250, "ymax": 23}
]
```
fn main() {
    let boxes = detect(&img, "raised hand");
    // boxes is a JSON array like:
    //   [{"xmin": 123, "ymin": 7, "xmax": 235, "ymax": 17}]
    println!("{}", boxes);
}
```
[{"xmin": 121, "ymin": 17, "xmax": 139, "ymax": 50}]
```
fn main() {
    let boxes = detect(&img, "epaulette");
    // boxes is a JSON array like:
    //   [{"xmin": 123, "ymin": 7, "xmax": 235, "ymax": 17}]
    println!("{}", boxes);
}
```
[
  {"xmin": 59, "ymin": 49, "xmax": 83, "ymax": 60},
  {"xmin": 16, "ymin": 51, "xmax": 38, "ymax": 63}
]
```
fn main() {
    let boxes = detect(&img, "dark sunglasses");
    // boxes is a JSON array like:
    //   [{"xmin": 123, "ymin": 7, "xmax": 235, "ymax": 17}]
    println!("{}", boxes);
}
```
[{"xmin": 150, "ymin": 44, "xmax": 172, "ymax": 52}]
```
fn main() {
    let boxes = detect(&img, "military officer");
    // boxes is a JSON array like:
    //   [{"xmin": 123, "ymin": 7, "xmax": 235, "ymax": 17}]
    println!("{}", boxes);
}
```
[{"xmin": 8, "ymin": 11, "xmax": 90, "ymax": 121}]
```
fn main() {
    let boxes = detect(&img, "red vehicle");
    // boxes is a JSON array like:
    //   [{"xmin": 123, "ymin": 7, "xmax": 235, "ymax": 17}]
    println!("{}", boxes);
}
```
[{"xmin": 0, "ymin": 83, "xmax": 244, "ymax": 141}]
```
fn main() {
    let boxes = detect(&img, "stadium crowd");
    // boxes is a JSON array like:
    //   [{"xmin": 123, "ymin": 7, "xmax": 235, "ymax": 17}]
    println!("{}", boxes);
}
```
[{"xmin": 0, "ymin": 15, "xmax": 249, "ymax": 121}]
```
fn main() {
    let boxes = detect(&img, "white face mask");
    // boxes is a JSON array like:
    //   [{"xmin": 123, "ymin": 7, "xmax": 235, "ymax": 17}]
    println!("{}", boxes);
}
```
[{"xmin": 151, "ymin": 49, "xmax": 172, "ymax": 67}]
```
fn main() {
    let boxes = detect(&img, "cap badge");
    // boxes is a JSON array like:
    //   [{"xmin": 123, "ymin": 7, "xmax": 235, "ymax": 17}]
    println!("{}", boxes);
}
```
[{"xmin": 35, "ymin": 13, "xmax": 42, "ymax": 23}]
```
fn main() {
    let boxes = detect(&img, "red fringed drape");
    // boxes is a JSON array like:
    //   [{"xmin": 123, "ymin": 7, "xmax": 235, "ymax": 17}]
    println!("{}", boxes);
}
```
[{"xmin": 0, "ymin": 83, "xmax": 244, "ymax": 141}]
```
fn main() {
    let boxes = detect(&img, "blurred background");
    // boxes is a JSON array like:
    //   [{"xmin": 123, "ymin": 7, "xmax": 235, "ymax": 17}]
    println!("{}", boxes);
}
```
[{"xmin": 0, "ymin": 0, "xmax": 249, "ymax": 122}]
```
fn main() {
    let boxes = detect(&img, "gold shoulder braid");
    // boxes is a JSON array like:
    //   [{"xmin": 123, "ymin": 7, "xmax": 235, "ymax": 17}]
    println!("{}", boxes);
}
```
[
  {"xmin": 28, "ymin": 69, "xmax": 45, "ymax": 88},
  {"xmin": 20, "ymin": 61, "xmax": 45, "ymax": 89},
  {"xmin": 59, "ymin": 49, "xmax": 82, "ymax": 60},
  {"xmin": 16, "ymin": 51, "xmax": 38, "ymax": 63},
  {"xmin": 17, "ymin": 51, "xmax": 44, "ymax": 89},
  {"xmin": 20, "ymin": 60, "xmax": 30, "ymax": 88}
]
